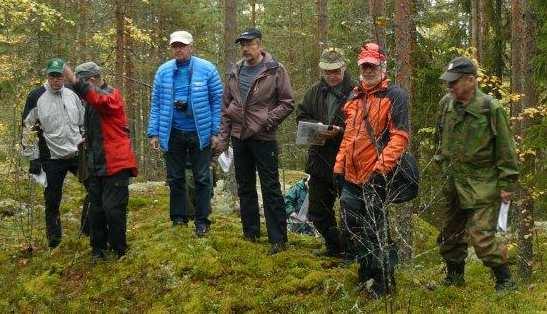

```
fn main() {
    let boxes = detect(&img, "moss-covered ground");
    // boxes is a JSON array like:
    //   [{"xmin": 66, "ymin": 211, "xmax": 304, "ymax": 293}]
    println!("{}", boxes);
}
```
[{"xmin": 1, "ymin": 173, "xmax": 547, "ymax": 313}]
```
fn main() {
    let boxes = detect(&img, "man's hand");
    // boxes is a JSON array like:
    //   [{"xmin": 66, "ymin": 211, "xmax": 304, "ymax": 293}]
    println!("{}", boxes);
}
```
[
  {"xmin": 63, "ymin": 65, "xmax": 78, "ymax": 85},
  {"xmin": 318, "ymin": 125, "xmax": 342, "ymax": 140},
  {"xmin": 500, "ymin": 190, "xmax": 512, "ymax": 204},
  {"xmin": 149, "ymin": 136, "xmax": 160, "ymax": 150}
]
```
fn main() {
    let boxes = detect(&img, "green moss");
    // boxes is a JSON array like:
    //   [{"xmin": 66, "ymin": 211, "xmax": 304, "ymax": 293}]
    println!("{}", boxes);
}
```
[{"xmin": 2, "ymin": 179, "xmax": 547, "ymax": 312}]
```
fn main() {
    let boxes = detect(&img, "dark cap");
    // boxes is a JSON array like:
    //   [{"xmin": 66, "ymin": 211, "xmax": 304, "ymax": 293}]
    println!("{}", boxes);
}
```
[
  {"xmin": 440, "ymin": 56, "xmax": 477, "ymax": 82},
  {"xmin": 75, "ymin": 61, "xmax": 102, "ymax": 79},
  {"xmin": 235, "ymin": 28, "xmax": 262, "ymax": 43}
]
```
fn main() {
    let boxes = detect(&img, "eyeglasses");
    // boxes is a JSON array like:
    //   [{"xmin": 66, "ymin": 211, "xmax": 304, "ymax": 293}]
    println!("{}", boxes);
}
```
[
  {"xmin": 239, "ymin": 41, "xmax": 259, "ymax": 48},
  {"xmin": 323, "ymin": 69, "xmax": 343, "ymax": 76},
  {"xmin": 171, "ymin": 43, "xmax": 191, "ymax": 49}
]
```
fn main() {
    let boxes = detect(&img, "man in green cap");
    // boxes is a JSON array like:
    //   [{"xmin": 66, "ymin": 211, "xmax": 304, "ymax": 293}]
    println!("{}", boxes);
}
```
[
  {"xmin": 296, "ymin": 47, "xmax": 354, "ymax": 259},
  {"xmin": 436, "ymin": 56, "xmax": 519, "ymax": 291},
  {"xmin": 21, "ymin": 58, "xmax": 85, "ymax": 248}
]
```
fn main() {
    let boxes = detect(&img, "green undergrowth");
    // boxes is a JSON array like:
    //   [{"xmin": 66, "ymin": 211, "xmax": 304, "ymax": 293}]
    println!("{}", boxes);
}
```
[{"xmin": 1, "ymin": 176, "xmax": 547, "ymax": 313}]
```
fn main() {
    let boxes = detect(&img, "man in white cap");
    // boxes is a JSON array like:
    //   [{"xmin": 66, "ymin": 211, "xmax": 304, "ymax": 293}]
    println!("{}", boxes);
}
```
[{"xmin": 147, "ymin": 31, "xmax": 223, "ymax": 237}]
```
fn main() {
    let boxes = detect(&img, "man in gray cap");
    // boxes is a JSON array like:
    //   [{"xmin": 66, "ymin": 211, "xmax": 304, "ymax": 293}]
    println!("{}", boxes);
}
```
[
  {"xmin": 64, "ymin": 61, "xmax": 138, "ymax": 261},
  {"xmin": 22, "ymin": 58, "xmax": 85, "ymax": 249},
  {"xmin": 297, "ymin": 48, "xmax": 355, "ymax": 259},
  {"xmin": 435, "ymin": 56, "xmax": 519, "ymax": 291}
]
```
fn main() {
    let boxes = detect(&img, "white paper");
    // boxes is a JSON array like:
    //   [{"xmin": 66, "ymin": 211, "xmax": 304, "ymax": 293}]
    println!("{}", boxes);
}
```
[
  {"xmin": 296, "ymin": 121, "xmax": 330, "ymax": 145},
  {"xmin": 31, "ymin": 170, "xmax": 47, "ymax": 187},
  {"xmin": 497, "ymin": 201, "xmax": 510, "ymax": 232},
  {"xmin": 217, "ymin": 146, "xmax": 234, "ymax": 173}
]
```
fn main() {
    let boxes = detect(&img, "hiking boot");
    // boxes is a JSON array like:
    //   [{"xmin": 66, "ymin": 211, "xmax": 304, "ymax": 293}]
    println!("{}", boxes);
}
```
[
  {"xmin": 48, "ymin": 238, "xmax": 61, "ymax": 249},
  {"xmin": 91, "ymin": 250, "xmax": 105, "ymax": 264},
  {"xmin": 492, "ymin": 264, "xmax": 517, "ymax": 292},
  {"xmin": 195, "ymin": 224, "xmax": 209, "ymax": 237},
  {"xmin": 270, "ymin": 242, "xmax": 287, "ymax": 255},
  {"xmin": 443, "ymin": 262, "xmax": 465, "ymax": 286}
]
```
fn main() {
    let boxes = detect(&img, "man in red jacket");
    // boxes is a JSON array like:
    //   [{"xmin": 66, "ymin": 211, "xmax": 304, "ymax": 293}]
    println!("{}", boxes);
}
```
[{"xmin": 64, "ymin": 62, "xmax": 138, "ymax": 261}]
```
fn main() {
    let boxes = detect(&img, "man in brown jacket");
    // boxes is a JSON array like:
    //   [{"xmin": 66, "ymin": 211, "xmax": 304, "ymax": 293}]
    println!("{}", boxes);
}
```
[{"xmin": 214, "ymin": 28, "xmax": 295, "ymax": 254}]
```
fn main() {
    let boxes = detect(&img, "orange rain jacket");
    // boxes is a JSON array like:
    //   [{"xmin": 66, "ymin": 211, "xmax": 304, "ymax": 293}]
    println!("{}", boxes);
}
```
[{"xmin": 333, "ymin": 79, "xmax": 410, "ymax": 185}]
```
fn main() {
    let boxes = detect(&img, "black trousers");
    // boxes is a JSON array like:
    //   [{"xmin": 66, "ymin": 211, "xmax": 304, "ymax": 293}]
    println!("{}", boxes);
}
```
[
  {"xmin": 340, "ymin": 179, "xmax": 398, "ymax": 289},
  {"xmin": 308, "ymin": 175, "xmax": 342, "ymax": 252},
  {"xmin": 232, "ymin": 138, "xmax": 287, "ymax": 244},
  {"xmin": 88, "ymin": 170, "xmax": 130, "ymax": 255},
  {"xmin": 42, "ymin": 157, "xmax": 79, "ymax": 245}
]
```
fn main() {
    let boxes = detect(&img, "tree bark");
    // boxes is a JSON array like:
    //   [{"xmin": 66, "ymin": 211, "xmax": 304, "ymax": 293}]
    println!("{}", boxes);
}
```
[
  {"xmin": 394, "ymin": 0, "xmax": 416, "ymax": 262},
  {"xmin": 114, "ymin": 0, "xmax": 125, "ymax": 89},
  {"xmin": 511, "ymin": 0, "xmax": 535, "ymax": 280},
  {"xmin": 250, "ymin": 0, "xmax": 257, "ymax": 27},
  {"xmin": 224, "ymin": 0, "xmax": 238, "ymax": 76},
  {"xmin": 315, "ymin": 0, "xmax": 328, "ymax": 77},
  {"xmin": 368, "ymin": 0, "xmax": 386, "ymax": 49}
]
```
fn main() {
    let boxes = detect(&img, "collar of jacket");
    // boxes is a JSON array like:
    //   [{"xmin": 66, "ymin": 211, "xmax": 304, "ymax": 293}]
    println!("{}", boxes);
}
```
[
  {"xmin": 351, "ymin": 78, "xmax": 389, "ymax": 98},
  {"xmin": 231, "ymin": 51, "xmax": 279, "ymax": 77}
]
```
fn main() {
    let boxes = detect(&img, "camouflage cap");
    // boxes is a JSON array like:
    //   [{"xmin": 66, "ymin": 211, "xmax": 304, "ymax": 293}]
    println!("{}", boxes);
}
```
[{"xmin": 319, "ymin": 48, "xmax": 345, "ymax": 70}]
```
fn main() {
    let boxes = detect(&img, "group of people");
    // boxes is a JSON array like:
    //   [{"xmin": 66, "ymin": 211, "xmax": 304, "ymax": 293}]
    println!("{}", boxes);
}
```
[{"xmin": 22, "ymin": 26, "xmax": 520, "ymax": 298}]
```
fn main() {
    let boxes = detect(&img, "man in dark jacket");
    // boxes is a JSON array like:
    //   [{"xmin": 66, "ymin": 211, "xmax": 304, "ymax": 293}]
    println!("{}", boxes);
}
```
[
  {"xmin": 214, "ymin": 28, "xmax": 295, "ymax": 254},
  {"xmin": 296, "ymin": 48, "xmax": 354, "ymax": 258},
  {"xmin": 64, "ymin": 62, "xmax": 138, "ymax": 260}
]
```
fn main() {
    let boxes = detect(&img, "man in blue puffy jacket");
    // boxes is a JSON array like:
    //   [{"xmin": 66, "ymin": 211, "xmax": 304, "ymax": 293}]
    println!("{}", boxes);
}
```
[{"xmin": 147, "ymin": 30, "xmax": 223, "ymax": 237}]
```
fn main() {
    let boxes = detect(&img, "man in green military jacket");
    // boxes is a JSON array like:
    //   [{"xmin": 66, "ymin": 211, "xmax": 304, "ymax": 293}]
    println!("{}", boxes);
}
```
[{"xmin": 436, "ymin": 56, "xmax": 519, "ymax": 292}]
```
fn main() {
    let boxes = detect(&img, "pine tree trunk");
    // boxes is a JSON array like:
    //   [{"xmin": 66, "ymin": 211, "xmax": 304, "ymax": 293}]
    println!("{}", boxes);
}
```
[
  {"xmin": 368, "ymin": 0, "xmax": 386, "ymax": 49},
  {"xmin": 114, "ymin": 0, "xmax": 125, "ymax": 90},
  {"xmin": 394, "ymin": 0, "xmax": 416, "ymax": 262},
  {"xmin": 315, "ymin": 0, "xmax": 328, "ymax": 77},
  {"xmin": 224, "ymin": 0, "xmax": 240, "ymax": 212},
  {"xmin": 511, "ymin": 0, "xmax": 534, "ymax": 280}
]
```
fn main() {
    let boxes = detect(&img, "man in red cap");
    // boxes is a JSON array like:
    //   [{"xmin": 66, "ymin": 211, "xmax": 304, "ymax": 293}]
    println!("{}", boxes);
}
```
[{"xmin": 334, "ymin": 43, "xmax": 410, "ymax": 298}]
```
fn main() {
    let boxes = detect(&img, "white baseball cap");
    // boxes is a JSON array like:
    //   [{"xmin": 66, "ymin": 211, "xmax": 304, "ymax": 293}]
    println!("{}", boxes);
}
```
[{"xmin": 169, "ymin": 31, "xmax": 193, "ymax": 45}]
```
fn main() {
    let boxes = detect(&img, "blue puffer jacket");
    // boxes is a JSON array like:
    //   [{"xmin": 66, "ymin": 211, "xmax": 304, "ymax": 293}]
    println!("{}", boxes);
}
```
[{"xmin": 147, "ymin": 56, "xmax": 223, "ymax": 151}]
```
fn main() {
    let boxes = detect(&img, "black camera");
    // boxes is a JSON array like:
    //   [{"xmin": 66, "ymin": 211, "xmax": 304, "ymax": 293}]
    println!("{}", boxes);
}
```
[{"xmin": 174, "ymin": 100, "xmax": 188, "ymax": 112}]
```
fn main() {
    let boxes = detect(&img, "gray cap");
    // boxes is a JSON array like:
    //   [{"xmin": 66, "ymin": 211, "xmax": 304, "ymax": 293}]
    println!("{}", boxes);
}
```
[{"xmin": 75, "ymin": 62, "xmax": 101, "ymax": 79}]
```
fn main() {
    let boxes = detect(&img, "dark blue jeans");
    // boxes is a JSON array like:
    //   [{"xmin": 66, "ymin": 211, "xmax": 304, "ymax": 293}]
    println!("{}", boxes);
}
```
[
  {"xmin": 164, "ymin": 130, "xmax": 211, "ymax": 227},
  {"xmin": 232, "ymin": 137, "xmax": 287, "ymax": 244}
]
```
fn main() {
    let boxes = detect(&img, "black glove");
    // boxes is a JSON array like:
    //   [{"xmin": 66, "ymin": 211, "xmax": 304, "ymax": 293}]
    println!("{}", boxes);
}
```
[{"xmin": 29, "ymin": 159, "xmax": 42, "ymax": 175}]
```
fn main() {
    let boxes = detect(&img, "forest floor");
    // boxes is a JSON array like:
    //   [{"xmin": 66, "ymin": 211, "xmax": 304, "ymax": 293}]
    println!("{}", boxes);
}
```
[{"xmin": 1, "ymin": 172, "xmax": 547, "ymax": 313}]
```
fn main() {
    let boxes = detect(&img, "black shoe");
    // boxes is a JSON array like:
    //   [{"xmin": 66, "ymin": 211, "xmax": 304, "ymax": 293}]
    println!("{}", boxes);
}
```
[
  {"xmin": 48, "ymin": 238, "xmax": 61, "ymax": 249},
  {"xmin": 492, "ymin": 264, "xmax": 517, "ymax": 292},
  {"xmin": 443, "ymin": 262, "xmax": 465, "ymax": 286},
  {"xmin": 91, "ymin": 250, "xmax": 105, "ymax": 264},
  {"xmin": 196, "ymin": 224, "xmax": 209, "ymax": 237},
  {"xmin": 270, "ymin": 242, "xmax": 287, "ymax": 255},
  {"xmin": 172, "ymin": 220, "xmax": 188, "ymax": 227}
]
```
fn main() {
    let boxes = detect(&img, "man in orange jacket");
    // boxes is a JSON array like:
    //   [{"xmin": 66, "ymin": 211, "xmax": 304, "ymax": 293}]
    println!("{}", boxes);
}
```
[{"xmin": 334, "ymin": 43, "xmax": 410, "ymax": 298}]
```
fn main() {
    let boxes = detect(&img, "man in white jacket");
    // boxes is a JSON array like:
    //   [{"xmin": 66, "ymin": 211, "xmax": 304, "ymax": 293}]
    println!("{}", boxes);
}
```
[{"xmin": 22, "ymin": 58, "xmax": 85, "ymax": 248}]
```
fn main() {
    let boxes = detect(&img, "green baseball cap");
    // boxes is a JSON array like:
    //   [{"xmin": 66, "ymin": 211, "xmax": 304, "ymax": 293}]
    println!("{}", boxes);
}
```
[
  {"xmin": 46, "ymin": 58, "xmax": 65, "ymax": 74},
  {"xmin": 319, "ymin": 48, "xmax": 345, "ymax": 70}
]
